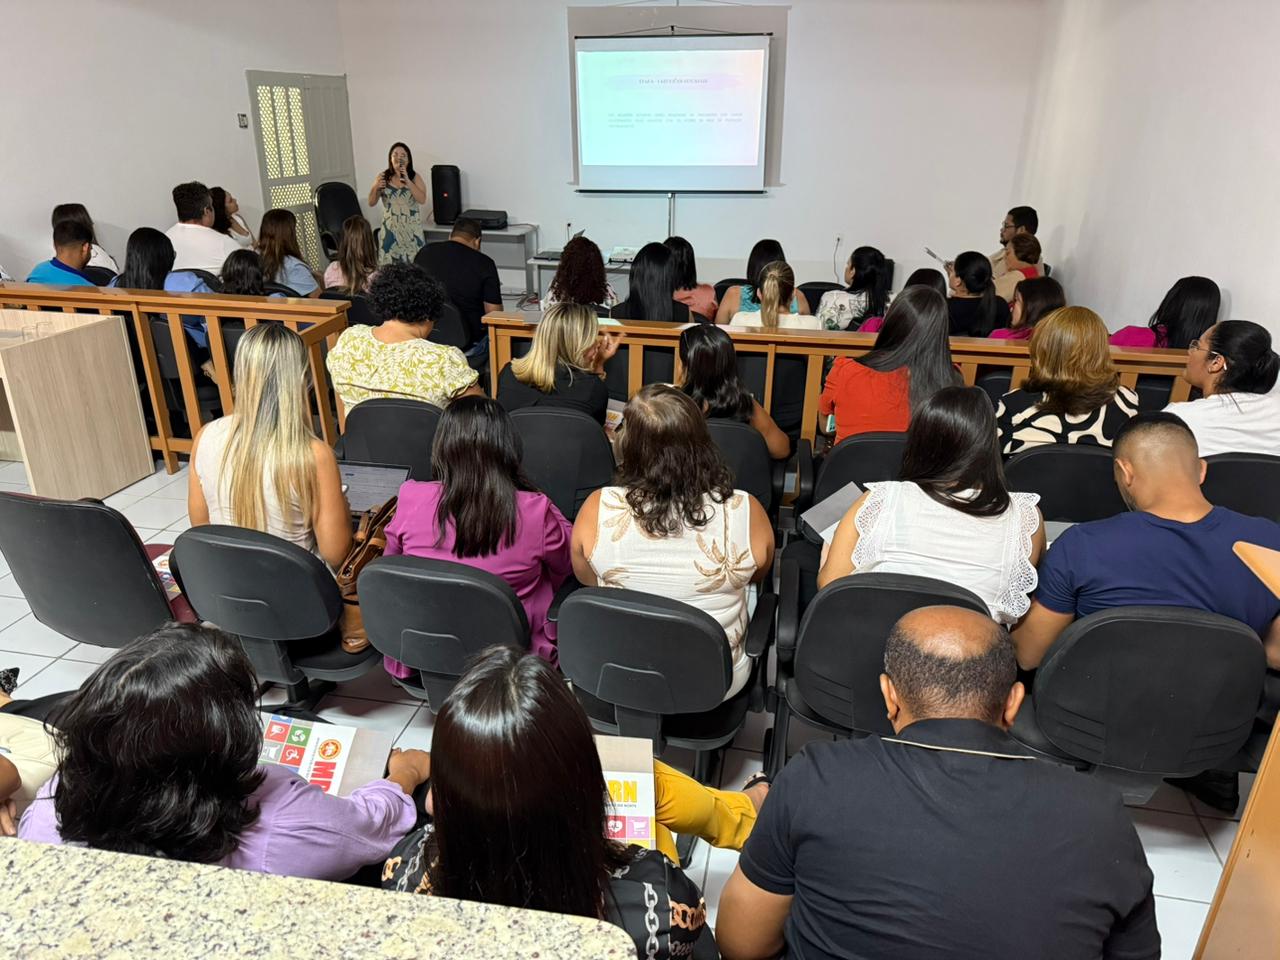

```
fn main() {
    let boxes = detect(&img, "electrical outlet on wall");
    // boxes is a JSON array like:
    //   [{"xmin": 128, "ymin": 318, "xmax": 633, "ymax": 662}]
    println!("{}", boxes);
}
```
[{"xmin": 237, "ymin": 113, "xmax": 249, "ymax": 129}]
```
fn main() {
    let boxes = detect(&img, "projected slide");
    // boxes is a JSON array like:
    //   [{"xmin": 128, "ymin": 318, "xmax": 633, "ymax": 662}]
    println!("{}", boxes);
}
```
[{"xmin": 574, "ymin": 36, "xmax": 770, "ymax": 192}]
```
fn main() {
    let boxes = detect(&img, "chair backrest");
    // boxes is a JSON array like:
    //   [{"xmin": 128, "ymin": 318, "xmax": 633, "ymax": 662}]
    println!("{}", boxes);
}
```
[
  {"xmin": 1033, "ymin": 606, "xmax": 1265, "ymax": 774},
  {"xmin": 1004, "ymin": 444, "xmax": 1126, "ymax": 522},
  {"xmin": 358, "ymin": 555, "xmax": 529, "ymax": 710},
  {"xmin": 315, "ymin": 182, "xmax": 361, "ymax": 254},
  {"xmin": 558, "ymin": 587, "xmax": 732, "ymax": 747},
  {"xmin": 713, "ymin": 277, "xmax": 750, "ymax": 304},
  {"xmin": 509, "ymin": 406, "xmax": 615, "ymax": 521},
  {"xmin": 82, "ymin": 265, "xmax": 117, "ymax": 286},
  {"xmin": 977, "ymin": 370, "xmax": 1012, "ymax": 409},
  {"xmin": 148, "ymin": 315, "xmax": 184, "ymax": 379},
  {"xmin": 264, "ymin": 281, "xmax": 302, "ymax": 298},
  {"xmin": 172, "ymin": 268, "xmax": 222, "ymax": 292},
  {"xmin": 797, "ymin": 281, "xmax": 845, "ymax": 313},
  {"xmin": 319, "ymin": 290, "xmax": 378, "ymax": 326},
  {"xmin": 707, "ymin": 418, "xmax": 775, "ymax": 511},
  {"xmin": 0, "ymin": 493, "xmax": 173, "ymax": 648},
  {"xmin": 794, "ymin": 573, "xmax": 989, "ymax": 736},
  {"xmin": 428, "ymin": 302, "xmax": 470, "ymax": 350},
  {"xmin": 339, "ymin": 398, "xmax": 441, "ymax": 482},
  {"xmin": 1203, "ymin": 453, "xmax": 1280, "ymax": 521},
  {"xmin": 815, "ymin": 432, "xmax": 908, "ymax": 503}
]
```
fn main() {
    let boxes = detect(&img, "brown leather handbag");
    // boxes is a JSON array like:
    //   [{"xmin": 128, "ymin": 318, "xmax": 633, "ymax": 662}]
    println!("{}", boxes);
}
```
[{"xmin": 335, "ymin": 497, "xmax": 397, "ymax": 654}]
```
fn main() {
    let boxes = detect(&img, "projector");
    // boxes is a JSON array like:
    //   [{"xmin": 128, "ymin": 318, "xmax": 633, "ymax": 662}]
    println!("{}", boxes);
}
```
[{"xmin": 460, "ymin": 209, "xmax": 508, "ymax": 230}]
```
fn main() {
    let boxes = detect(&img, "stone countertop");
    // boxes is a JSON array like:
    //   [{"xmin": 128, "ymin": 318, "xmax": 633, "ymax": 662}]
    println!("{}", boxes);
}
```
[{"xmin": 1, "ymin": 840, "xmax": 637, "ymax": 959}]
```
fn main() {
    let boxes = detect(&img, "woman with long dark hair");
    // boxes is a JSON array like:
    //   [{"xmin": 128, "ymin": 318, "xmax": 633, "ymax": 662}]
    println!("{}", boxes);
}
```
[
  {"xmin": 820, "ymin": 286, "xmax": 961, "ymax": 443},
  {"xmin": 381, "ymin": 396, "xmax": 572, "ymax": 667},
  {"xmin": 1111, "ymin": 276, "xmax": 1221, "ymax": 349},
  {"xmin": 113, "ymin": 227, "xmax": 176, "ymax": 291},
  {"xmin": 816, "ymin": 245, "xmax": 890, "ymax": 330},
  {"xmin": 546, "ymin": 235, "xmax": 616, "ymax": 312},
  {"xmin": 571, "ymin": 385, "xmax": 774, "ymax": 699},
  {"xmin": 611, "ymin": 242, "xmax": 690, "ymax": 323},
  {"xmin": 947, "ymin": 250, "xmax": 1010, "ymax": 336},
  {"xmin": 218, "ymin": 248, "xmax": 269, "ymax": 296},
  {"xmin": 714, "ymin": 238, "xmax": 811, "ymax": 324},
  {"xmin": 51, "ymin": 202, "xmax": 118, "ymax": 272},
  {"xmin": 989, "ymin": 275, "xmax": 1065, "ymax": 340},
  {"xmin": 665, "ymin": 235, "xmax": 718, "ymax": 320},
  {"xmin": 18, "ymin": 622, "xmax": 431, "ymax": 878},
  {"xmin": 322, "ymin": 215, "xmax": 379, "ymax": 294},
  {"xmin": 209, "ymin": 187, "xmax": 254, "ymax": 247},
  {"xmin": 679, "ymin": 324, "xmax": 790, "ymax": 458},
  {"xmin": 256, "ymin": 209, "xmax": 320, "ymax": 296},
  {"xmin": 819, "ymin": 386, "xmax": 1045, "ymax": 623},
  {"xmin": 1165, "ymin": 319, "xmax": 1280, "ymax": 456},
  {"xmin": 367, "ymin": 141, "xmax": 428, "ymax": 264}
]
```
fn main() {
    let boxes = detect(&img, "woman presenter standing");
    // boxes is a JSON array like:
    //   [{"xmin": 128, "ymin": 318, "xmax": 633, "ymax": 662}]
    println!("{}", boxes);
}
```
[{"xmin": 368, "ymin": 142, "xmax": 429, "ymax": 265}]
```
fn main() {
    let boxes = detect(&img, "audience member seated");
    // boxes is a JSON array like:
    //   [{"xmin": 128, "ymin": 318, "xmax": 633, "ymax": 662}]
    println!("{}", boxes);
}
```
[
  {"xmin": 544, "ymin": 235, "xmax": 617, "ymax": 314},
  {"xmin": 989, "ymin": 204, "xmax": 1042, "ymax": 279},
  {"xmin": 26, "ymin": 219, "xmax": 94, "ymax": 286},
  {"xmin": 496, "ymin": 302, "xmax": 618, "ymax": 423},
  {"xmin": 323, "ymin": 215, "xmax": 379, "ymax": 294},
  {"xmin": 858, "ymin": 268, "xmax": 947, "ymax": 333},
  {"xmin": 820, "ymin": 286, "xmax": 960, "ymax": 444},
  {"xmin": 819, "ymin": 386, "xmax": 1045, "ymax": 624},
  {"xmin": 665, "ymin": 235, "xmax": 718, "ymax": 320},
  {"xmin": 989, "ymin": 275, "xmax": 1065, "ymax": 340},
  {"xmin": 165, "ymin": 181, "xmax": 241, "ymax": 271},
  {"xmin": 1111, "ymin": 275, "xmax": 1221, "ymax": 348},
  {"xmin": 714, "ymin": 238, "xmax": 811, "ymax": 324},
  {"xmin": 994, "ymin": 233, "xmax": 1043, "ymax": 302},
  {"xmin": 209, "ymin": 187, "xmax": 255, "ymax": 247},
  {"xmin": 728, "ymin": 261, "xmax": 821, "ymax": 330},
  {"xmin": 51, "ymin": 202, "xmax": 118, "ymax": 272},
  {"xmin": 571, "ymin": 385, "xmax": 774, "ymax": 700},
  {"xmin": 1163, "ymin": 319, "xmax": 1280, "ymax": 456},
  {"xmin": 112, "ymin": 226, "xmax": 217, "ymax": 363},
  {"xmin": 0, "ymin": 675, "xmax": 57, "ymax": 835},
  {"xmin": 18, "ymin": 623, "xmax": 431, "ymax": 881},
  {"xmin": 327, "ymin": 263, "xmax": 481, "ymax": 412},
  {"xmin": 384, "ymin": 646, "xmax": 769, "ymax": 958},
  {"xmin": 381, "ymin": 397, "xmax": 573, "ymax": 669},
  {"xmin": 414, "ymin": 217, "xmax": 503, "ymax": 350},
  {"xmin": 190, "ymin": 323, "xmax": 352, "ymax": 569},
  {"xmin": 219, "ymin": 248, "xmax": 275, "ymax": 297},
  {"xmin": 610, "ymin": 242, "xmax": 692, "ymax": 324},
  {"xmin": 679, "ymin": 324, "xmax": 790, "ymax": 459},
  {"xmin": 256, "ymin": 209, "xmax": 320, "ymax": 296},
  {"xmin": 816, "ymin": 245, "xmax": 890, "ymax": 331},
  {"xmin": 716, "ymin": 606, "xmax": 1158, "ymax": 960},
  {"xmin": 947, "ymin": 251, "xmax": 1011, "ymax": 336},
  {"xmin": 996, "ymin": 307, "xmax": 1139, "ymax": 456}
]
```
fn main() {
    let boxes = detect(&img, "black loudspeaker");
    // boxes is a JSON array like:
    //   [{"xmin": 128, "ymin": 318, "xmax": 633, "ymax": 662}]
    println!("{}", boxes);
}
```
[{"xmin": 431, "ymin": 165, "xmax": 461, "ymax": 225}]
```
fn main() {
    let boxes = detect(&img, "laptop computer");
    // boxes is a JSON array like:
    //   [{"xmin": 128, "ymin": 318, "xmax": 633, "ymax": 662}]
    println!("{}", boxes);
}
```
[{"xmin": 339, "ymin": 461, "xmax": 410, "ymax": 514}]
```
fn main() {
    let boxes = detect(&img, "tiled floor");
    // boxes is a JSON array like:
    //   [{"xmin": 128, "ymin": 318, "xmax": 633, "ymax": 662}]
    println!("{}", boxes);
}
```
[{"xmin": 0, "ymin": 459, "xmax": 1243, "ymax": 958}]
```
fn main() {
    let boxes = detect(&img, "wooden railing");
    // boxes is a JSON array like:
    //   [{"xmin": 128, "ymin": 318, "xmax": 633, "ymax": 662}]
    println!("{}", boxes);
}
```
[
  {"xmin": 0, "ymin": 282, "xmax": 348, "ymax": 473},
  {"xmin": 486, "ymin": 314, "xmax": 1193, "ymax": 443}
]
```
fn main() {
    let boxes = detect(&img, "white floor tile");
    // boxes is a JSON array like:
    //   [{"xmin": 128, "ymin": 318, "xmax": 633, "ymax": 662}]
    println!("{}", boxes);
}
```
[
  {"xmin": 62, "ymin": 642, "xmax": 118, "ymax": 665},
  {"xmin": 3, "ymin": 651, "xmax": 58, "ymax": 693},
  {"xmin": 143, "ymin": 529, "xmax": 176, "ymax": 545},
  {"xmin": 1125, "ymin": 780, "xmax": 1196, "ymax": 816},
  {"xmin": 393, "ymin": 707, "xmax": 435, "ymax": 751},
  {"xmin": 151, "ymin": 474, "xmax": 191, "ymax": 500},
  {"xmin": 701, "ymin": 844, "xmax": 740, "ymax": 929},
  {"xmin": 0, "ymin": 613, "xmax": 76, "ymax": 658},
  {"xmin": 317, "ymin": 695, "xmax": 419, "ymax": 738},
  {"xmin": 1189, "ymin": 772, "xmax": 1254, "ymax": 821},
  {"xmin": 164, "ymin": 515, "xmax": 193, "ymax": 534},
  {"xmin": 0, "ymin": 480, "xmax": 30, "ymax": 493},
  {"xmin": 1153, "ymin": 896, "xmax": 1209, "ymax": 960},
  {"xmin": 119, "ymin": 496, "xmax": 189, "ymax": 530},
  {"xmin": 0, "ymin": 549, "xmax": 8, "ymax": 578},
  {"xmin": 10, "ymin": 658, "xmax": 99, "ymax": 701},
  {"xmin": 0, "ymin": 461, "xmax": 29, "ymax": 483},
  {"xmin": 731, "ymin": 708, "xmax": 771, "ymax": 754},
  {"xmin": 113, "ymin": 464, "xmax": 188, "ymax": 500},
  {"xmin": 1130, "ymin": 809, "xmax": 1224, "ymax": 903},
  {"xmin": 103, "ymin": 490, "xmax": 141, "ymax": 510},
  {"xmin": 0, "ymin": 597, "xmax": 31, "ymax": 632},
  {"xmin": 1199, "ymin": 815, "xmax": 1241, "ymax": 866},
  {"xmin": 0, "ymin": 575, "xmax": 23, "ymax": 599},
  {"xmin": 335, "ymin": 666, "xmax": 423, "ymax": 705}
]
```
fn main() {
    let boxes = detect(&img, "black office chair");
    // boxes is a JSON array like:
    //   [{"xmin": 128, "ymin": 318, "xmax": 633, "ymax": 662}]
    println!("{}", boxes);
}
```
[
  {"xmin": 713, "ymin": 277, "xmax": 750, "ymax": 305},
  {"xmin": 171, "ymin": 268, "xmax": 222, "ymax": 292},
  {"xmin": 558, "ymin": 587, "xmax": 776, "ymax": 784},
  {"xmin": 264, "ymin": 281, "xmax": 303, "ymax": 298},
  {"xmin": 1011, "ymin": 607, "xmax": 1266, "ymax": 803},
  {"xmin": 359, "ymin": 556, "xmax": 529, "ymax": 711},
  {"xmin": 797, "ymin": 281, "xmax": 845, "ymax": 314},
  {"xmin": 0, "ymin": 493, "xmax": 181, "ymax": 650},
  {"xmin": 319, "ymin": 290, "xmax": 377, "ymax": 326},
  {"xmin": 428, "ymin": 302, "xmax": 470, "ymax": 351},
  {"xmin": 81, "ymin": 265, "xmax": 117, "ymax": 286},
  {"xmin": 336, "ymin": 398, "xmax": 441, "ymax": 482},
  {"xmin": 1004, "ymin": 445, "xmax": 1126, "ymax": 522},
  {"xmin": 173, "ymin": 525, "xmax": 379, "ymax": 713},
  {"xmin": 509, "ymin": 406, "xmax": 615, "ymax": 521},
  {"xmin": 707, "ymin": 418, "xmax": 783, "ymax": 517},
  {"xmin": 1203, "ymin": 453, "xmax": 1280, "ymax": 521},
  {"xmin": 977, "ymin": 370, "xmax": 1013, "ymax": 408},
  {"xmin": 149, "ymin": 316, "xmax": 221, "ymax": 435},
  {"xmin": 768, "ymin": 570, "xmax": 988, "ymax": 776},
  {"xmin": 315, "ymin": 181, "xmax": 362, "ymax": 261},
  {"xmin": 1135, "ymin": 374, "xmax": 1176, "ymax": 412}
]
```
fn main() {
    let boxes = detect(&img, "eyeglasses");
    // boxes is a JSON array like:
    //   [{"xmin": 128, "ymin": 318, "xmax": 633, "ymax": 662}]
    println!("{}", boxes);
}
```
[
  {"xmin": 1188, "ymin": 339, "xmax": 1227, "ymax": 367},
  {"xmin": 1000, "ymin": 221, "xmax": 1015, "ymax": 230}
]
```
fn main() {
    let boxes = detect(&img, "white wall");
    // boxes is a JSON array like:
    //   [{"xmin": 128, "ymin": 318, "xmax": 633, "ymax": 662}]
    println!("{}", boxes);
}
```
[
  {"xmin": 0, "ymin": 0, "xmax": 345, "ymax": 277},
  {"xmin": 1017, "ymin": 0, "xmax": 1280, "ymax": 334},
  {"xmin": 337, "ymin": 0, "xmax": 1045, "ymax": 288}
]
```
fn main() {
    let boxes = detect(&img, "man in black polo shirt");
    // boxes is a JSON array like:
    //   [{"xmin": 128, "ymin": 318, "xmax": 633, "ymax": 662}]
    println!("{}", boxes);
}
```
[
  {"xmin": 413, "ymin": 217, "xmax": 503, "ymax": 350},
  {"xmin": 717, "ymin": 606, "xmax": 1159, "ymax": 960}
]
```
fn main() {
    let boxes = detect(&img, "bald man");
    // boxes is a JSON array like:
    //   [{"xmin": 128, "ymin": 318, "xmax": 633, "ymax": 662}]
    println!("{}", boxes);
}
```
[
  {"xmin": 1014, "ymin": 412, "xmax": 1280, "ymax": 673},
  {"xmin": 717, "ymin": 606, "xmax": 1158, "ymax": 960}
]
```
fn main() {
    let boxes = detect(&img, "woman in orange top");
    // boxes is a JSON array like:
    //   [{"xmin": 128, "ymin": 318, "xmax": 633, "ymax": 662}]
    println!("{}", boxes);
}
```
[{"xmin": 819, "ymin": 286, "xmax": 959, "ymax": 444}]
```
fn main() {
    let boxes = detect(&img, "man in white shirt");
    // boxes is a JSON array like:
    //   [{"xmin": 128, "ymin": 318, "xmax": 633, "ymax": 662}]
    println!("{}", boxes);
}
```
[
  {"xmin": 990, "ymin": 205, "xmax": 1041, "ymax": 279},
  {"xmin": 165, "ymin": 181, "xmax": 241, "ymax": 272}
]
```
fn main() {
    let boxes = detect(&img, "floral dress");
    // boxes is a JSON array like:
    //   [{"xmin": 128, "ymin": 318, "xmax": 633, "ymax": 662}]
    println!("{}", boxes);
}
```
[{"xmin": 378, "ymin": 185, "xmax": 425, "ymax": 265}]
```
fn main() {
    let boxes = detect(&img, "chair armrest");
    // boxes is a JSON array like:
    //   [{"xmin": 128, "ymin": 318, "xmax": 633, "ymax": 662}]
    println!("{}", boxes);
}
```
[
  {"xmin": 744, "ymin": 592, "xmax": 777, "ymax": 660},
  {"xmin": 776, "ymin": 558, "xmax": 801, "ymax": 669},
  {"xmin": 794, "ymin": 439, "xmax": 815, "ymax": 513},
  {"xmin": 547, "ymin": 577, "xmax": 582, "ymax": 624}
]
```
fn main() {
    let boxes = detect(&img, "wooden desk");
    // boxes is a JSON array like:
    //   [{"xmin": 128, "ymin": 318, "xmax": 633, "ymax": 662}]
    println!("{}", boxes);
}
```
[{"xmin": 0, "ymin": 309, "xmax": 151, "ymax": 499}]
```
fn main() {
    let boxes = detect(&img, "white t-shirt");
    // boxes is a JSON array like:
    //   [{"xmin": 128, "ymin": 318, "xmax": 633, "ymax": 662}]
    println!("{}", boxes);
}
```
[
  {"xmin": 1164, "ymin": 392, "xmax": 1280, "ymax": 457},
  {"xmin": 165, "ymin": 222, "xmax": 242, "ymax": 271}
]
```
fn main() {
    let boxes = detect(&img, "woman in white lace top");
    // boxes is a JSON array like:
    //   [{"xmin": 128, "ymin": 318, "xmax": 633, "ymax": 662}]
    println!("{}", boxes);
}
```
[{"xmin": 818, "ymin": 386, "xmax": 1045, "ymax": 624}]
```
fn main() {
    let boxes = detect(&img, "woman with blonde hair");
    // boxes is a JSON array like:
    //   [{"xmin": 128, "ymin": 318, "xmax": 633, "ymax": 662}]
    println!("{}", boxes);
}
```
[
  {"xmin": 727, "ymin": 261, "xmax": 820, "ymax": 330},
  {"xmin": 256, "ymin": 209, "xmax": 321, "ymax": 296},
  {"xmin": 995, "ymin": 306, "xmax": 1138, "ymax": 456},
  {"xmin": 188, "ymin": 323, "xmax": 352, "ymax": 569},
  {"xmin": 322, "ymin": 216, "xmax": 379, "ymax": 294},
  {"xmin": 496, "ymin": 302, "xmax": 621, "ymax": 423}
]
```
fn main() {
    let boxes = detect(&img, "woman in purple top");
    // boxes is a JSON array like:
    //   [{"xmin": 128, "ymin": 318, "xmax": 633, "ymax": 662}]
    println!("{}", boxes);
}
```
[
  {"xmin": 1110, "ymin": 276, "xmax": 1220, "ymax": 349},
  {"xmin": 382, "ymin": 396, "xmax": 573, "ymax": 671},
  {"xmin": 989, "ymin": 276, "xmax": 1066, "ymax": 341},
  {"xmin": 18, "ymin": 623, "xmax": 431, "ymax": 881}
]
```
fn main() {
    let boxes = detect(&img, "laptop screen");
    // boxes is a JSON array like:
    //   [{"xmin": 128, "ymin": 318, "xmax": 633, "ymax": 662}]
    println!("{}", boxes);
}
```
[{"xmin": 339, "ymin": 462, "xmax": 410, "ymax": 513}]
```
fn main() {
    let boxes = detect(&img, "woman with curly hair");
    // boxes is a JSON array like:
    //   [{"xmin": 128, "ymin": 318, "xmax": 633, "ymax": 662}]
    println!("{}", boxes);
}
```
[
  {"xmin": 326, "ymin": 262, "xmax": 482, "ymax": 411},
  {"xmin": 545, "ymin": 236, "xmax": 616, "ymax": 312},
  {"xmin": 570, "ymin": 385, "xmax": 774, "ymax": 700}
]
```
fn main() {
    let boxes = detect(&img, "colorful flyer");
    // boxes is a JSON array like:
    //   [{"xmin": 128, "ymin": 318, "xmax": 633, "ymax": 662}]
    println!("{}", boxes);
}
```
[
  {"xmin": 597, "ymin": 735, "xmax": 657, "ymax": 850},
  {"xmin": 258, "ymin": 715, "xmax": 357, "ymax": 795}
]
